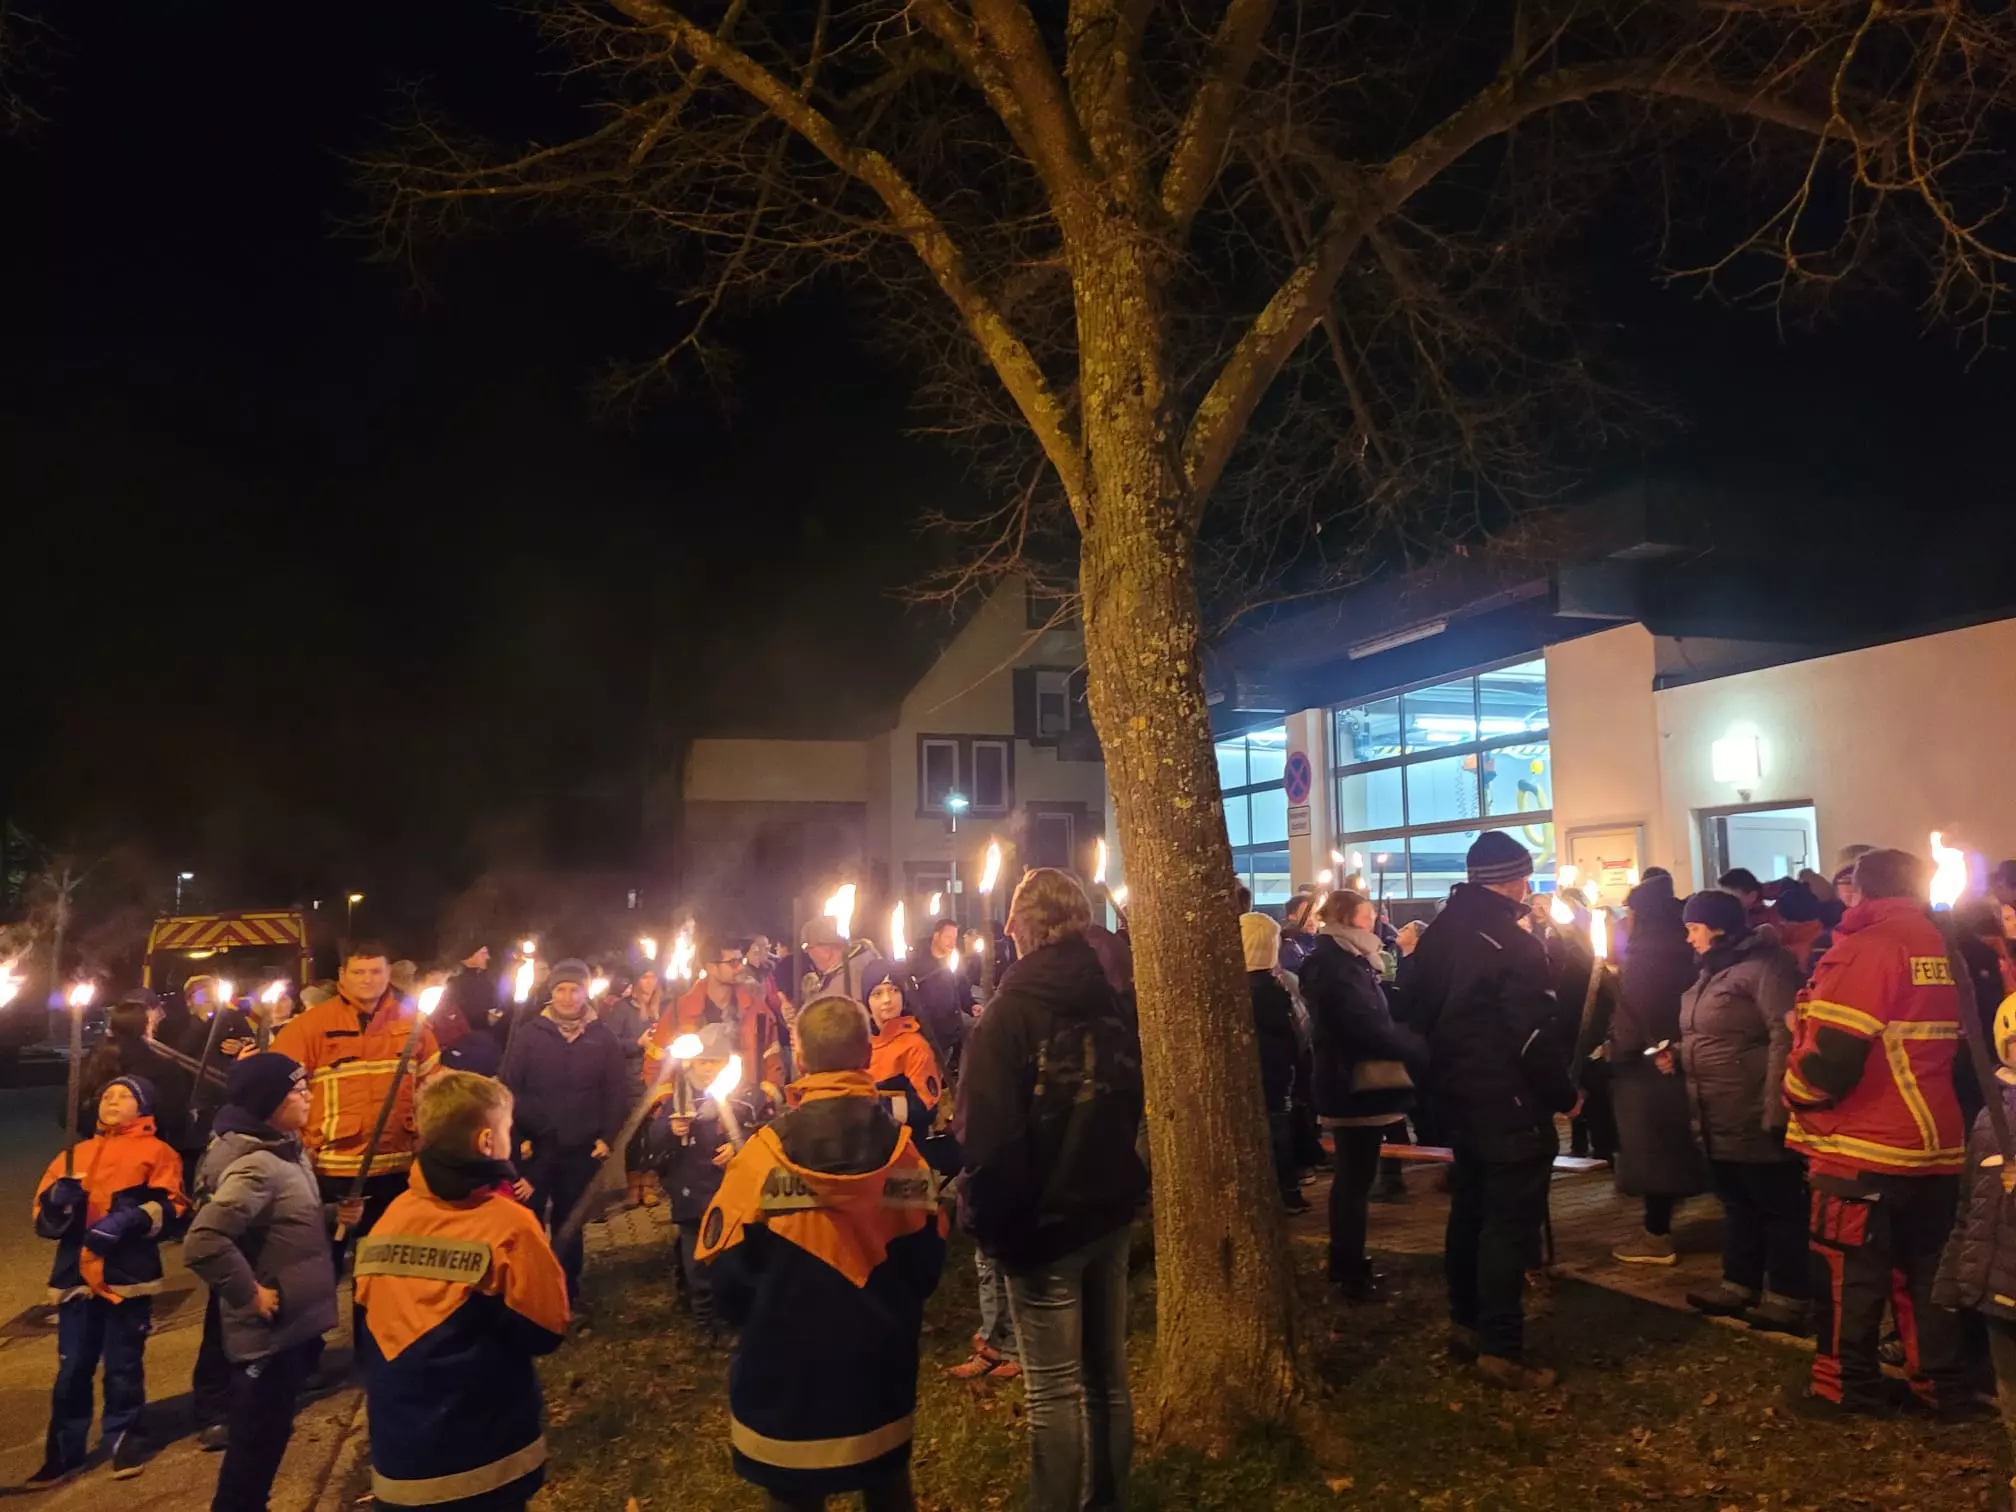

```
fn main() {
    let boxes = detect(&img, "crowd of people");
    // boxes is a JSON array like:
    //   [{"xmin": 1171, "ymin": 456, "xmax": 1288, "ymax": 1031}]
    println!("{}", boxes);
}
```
[{"xmin": 26, "ymin": 830, "xmax": 2016, "ymax": 1510}]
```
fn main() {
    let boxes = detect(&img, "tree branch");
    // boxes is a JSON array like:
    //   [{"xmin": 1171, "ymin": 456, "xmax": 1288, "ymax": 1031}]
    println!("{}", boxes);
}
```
[
  {"xmin": 1159, "ymin": 0, "xmax": 1275, "ymax": 235},
  {"xmin": 605, "ymin": 0, "xmax": 1088, "ymax": 503}
]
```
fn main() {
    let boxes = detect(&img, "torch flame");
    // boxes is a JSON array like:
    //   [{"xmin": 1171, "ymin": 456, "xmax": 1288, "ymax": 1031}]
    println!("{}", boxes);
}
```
[
  {"xmin": 1351, "ymin": 852, "xmax": 1365, "ymax": 872},
  {"xmin": 928, "ymin": 891, "xmax": 943, "ymax": 917},
  {"xmin": 639, "ymin": 936, "xmax": 658, "ymax": 962},
  {"xmin": 0, "ymin": 959, "xmax": 22, "ymax": 1009},
  {"xmin": 1590, "ymin": 908, "xmax": 1609, "ymax": 962},
  {"xmin": 668, "ymin": 921, "xmax": 696, "ymax": 983},
  {"xmin": 418, "ymin": 984, "xmax": 446, "ymax": 1017},
  {"xmin": 1110, "ymin": 884, "xmax": 1129, "ymax": 908},
  {"xmin": 217, "ymin": 980, "xmax": 235, "ymax": 1005},
  {"xmin": 670, "ymin": 1033, "xmax": 703, "ymax": 1060},
  {"xmin": 823, "ymin": 884, "xmax": 857, "ymax": 943},
  {"xmin": 512, "ymin": 959, "xmax": 534, "ymax": 1004},
  {"xmin": 891, "ymin": 902, "xmax": 907, "ymax": 961},
  {"xmin": 1093, "ymin": 838, "xmax": 1108, "ymax": 886},
  {"xmin": 520, "ymin": 939, "xmax": 537, "ymax": 958},
  {"xmin": 948, "ymin": 947, "xmax": 962, "ymax": 977},
  {"xmin": 979, "ymin": 842, "xmax": 1002, "ymax": 896},
  {"xmin": 1331, "ymin": 849, "xmax": 1346, "ymax": 867},
  {"xmin": 706, "ymin": 1054, "xmax": 743, "ymax": 1103},
  {"xmin": 1930, "ymin": 831, "xmax": 1969, "ymax": 910},
  {"xmin": 589, "ymin": 976, "xmax": 609, "ymax": 999},
  {"xmin": 260, "ymin": 980, "xmax": 287, "ymax": 1005},
  {"xmin": 1549, "ymin": 894, "xmax": 1575, "ymax": 926},
  {"xmin": 66, "ymin": 982, "xmax": 96, "ymax": 1009},
  {"xmin": 1557, "ymin": 863, "xmax": 1580, "ymax": 888},
  {"xmin": 1317, "ymin": 868, "xmax": 1334, "ymax": 887}
]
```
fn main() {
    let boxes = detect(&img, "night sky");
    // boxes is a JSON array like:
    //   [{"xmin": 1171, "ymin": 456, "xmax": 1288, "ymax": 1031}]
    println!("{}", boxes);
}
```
[{"xmin": 4, "ymin": 2, "xmax": 2011, "ymax": 943}]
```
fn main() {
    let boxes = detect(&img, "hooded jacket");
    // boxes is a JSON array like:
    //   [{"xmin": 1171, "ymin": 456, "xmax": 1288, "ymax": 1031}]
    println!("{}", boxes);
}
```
[
  {"xmin": 356, "ymin": 1159, "xmax": 570, "ymax": 1509},
  {"xmin": 271, "ymin": 991, "xmax": 442, "ymax": 1181},
  {"xmin": 1784, "ymin": 896, "xmax": 1967, "ymax": 1178},
  {"xmin": 1935, "ymin": 1083, "xmax": 2016, "ymax": 1321},
  {"xmin": 499, "ymin": 1010, "xmax": 629, "ymax": 1156},
  {"xmin": 1300, "ymin": 927, "xmax": 1421, "ymax": 1124},
  {"xmin": 955, "ymin": 933, "xmax": 1148, "ymax": 1272},
  {"xmin": 34, "ymin": 1115, "xmax": 190, "ymax": 1304},
  {"xmin": 1676, "ymin": 926, "xmax": 1801, "ymax": 1165},
  {"xmin": 184, "ymin": 1105, "xmax": 339, "ymax": 1361},
  {"xmin": 1397, "ymin": 882, "xmax": 1576, "ymax": 1161},
  {"xmin": 697, "ymin": 1072, "xmax": 945, "ymax": 1499}
]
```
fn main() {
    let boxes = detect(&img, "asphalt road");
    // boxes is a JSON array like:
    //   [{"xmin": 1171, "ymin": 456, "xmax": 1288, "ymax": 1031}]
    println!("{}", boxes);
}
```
[{"xmin": 0, "ymin": 1087, "xmax": 360, "ymax": 1508}]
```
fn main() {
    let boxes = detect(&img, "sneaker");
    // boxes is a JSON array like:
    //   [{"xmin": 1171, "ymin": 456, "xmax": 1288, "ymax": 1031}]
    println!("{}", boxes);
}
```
[
  {"xmin": 1282, "ymin": 1191, "xmax": 1312, "ymax": 1216},
  {"xmin": 984, "ymin": 1358, "xmax": 1022, "ymax": 1380},
  {"xmin": 109, "ymin": 1432, "xmax": 147, "ymax": 1479},
  {"xmin": 1476, "ymin": 1354, "xmax": 1558, "ymax": 1391},
  {"xmin": 1612, "ymin": 1230, "xmax": 1678, "ymax": 1266},
  {"xmin": 24, "ymin": 1457, "xmax": 82, "ymax": 1490},
  {"xmin": 1685, "ymin": 1281, "xmax": 1758, "ymax": 1318},
  {"xmin": 947, "ymin": 1352, "xmax": 995, "ymax": 1379},
  {"xmin": 1741, "ymin": 1295, "xmax": 1810, "ymax": 1337},
  {"xmin": 198, "ymin": 1421, "xmax": 231, "ymax": 1452}
]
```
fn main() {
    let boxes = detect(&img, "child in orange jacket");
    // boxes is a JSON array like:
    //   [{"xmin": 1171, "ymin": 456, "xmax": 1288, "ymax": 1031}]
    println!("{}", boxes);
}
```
[
  {"xmin": 29, "ymin": 1075, "xmax": 190, "ymax": 1488},
  {"xmin": 862, "ymin": 961, "xmax": 943, "ymax": 1141}
]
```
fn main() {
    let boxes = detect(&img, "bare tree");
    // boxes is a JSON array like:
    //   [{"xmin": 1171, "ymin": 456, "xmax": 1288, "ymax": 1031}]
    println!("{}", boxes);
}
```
[{"xmin": 364, "ymin": 0, "xmax": 2016, "ymax": 1444}]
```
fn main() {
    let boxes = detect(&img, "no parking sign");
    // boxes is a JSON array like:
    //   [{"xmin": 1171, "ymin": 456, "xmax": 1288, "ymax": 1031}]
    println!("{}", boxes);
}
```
[{"xmin": 1283, "ymin": 750, "xmax": 1314, "ymax": 805}]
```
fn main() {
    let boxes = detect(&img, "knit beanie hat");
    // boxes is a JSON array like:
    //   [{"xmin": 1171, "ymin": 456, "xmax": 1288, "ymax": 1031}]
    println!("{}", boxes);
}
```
[
  {"xmin": 1682, "ymin": 889, "xmax": 1748, "ymax": 939},
  {"xmin": 104, "ymin": 1075, "xmax": 156, "ymax": 1118},
  {"xmin": 1239, "ymin": 911, "xmax": 1282, "ymax": 973},
  {"xmin": 1466, "ymin": 831, "xmax": 1535, "ymax": 886},
  {"xmin": 547, "ymin": 957, "xmax": 590, "ymax": 990},
  {"xmin": 225, "ymin": 1053, "xmax": 306, "ymax": 1122}
]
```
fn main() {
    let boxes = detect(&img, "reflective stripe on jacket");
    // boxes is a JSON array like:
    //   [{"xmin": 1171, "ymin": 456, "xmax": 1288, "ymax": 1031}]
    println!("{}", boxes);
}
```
[{"xmin": 271, "ymin": 994, "xmax": 441, "ymax": 1179}]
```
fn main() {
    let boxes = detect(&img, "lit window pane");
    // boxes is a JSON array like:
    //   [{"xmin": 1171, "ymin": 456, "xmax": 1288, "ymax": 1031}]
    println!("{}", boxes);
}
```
[
  {"xmin": 1250, "ymin": 787, "xmax": 1289, "ymax": 845},
  {"xmin": 1215, "ymin": 740, "xmax": 1247, "ymax": 792},
  {"xmin": 1405, "ymin": 752, "xmax": 1482, "ymax": 828},
  {"xmin": 1249, "ymin": 849, "xmax": 1292, "ymax": 908},
  {"xmin": 1335, "ymin": 699, "xmax": 1401, "ymax": 765},
  {"xmin": 1224, "ymin": 794, "xmax": 1250, "ymax": 848},
  {"xmin": 1481, "ymin": 742, "xmax": 1551, "ymax": 818},
  {"xmin": 1337, "ymin": 766, "xmax": 1403, "ymax": 833},
  {"xmin": 1477, "ymin": 659, "xmax": 1549, "ymax": 739},
  {"xmin": 1246, "ymin": 727, "xmax": 1288, "ymax": 787},
  {"xmin": 1348, "ymin": 836, "xmax": 1407, "ymax": 894},
  {"xmin": 1406, "ymin": 834, "xmax": 1472, "ymax": 902},
  {"xmin": 1403, "ymin": 679, "xmax": 1478, "ymax": 752}
]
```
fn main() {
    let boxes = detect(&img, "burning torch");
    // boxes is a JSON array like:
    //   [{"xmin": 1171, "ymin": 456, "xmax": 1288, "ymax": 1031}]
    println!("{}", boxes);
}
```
[
  {"xmin": 667, "ymin": 921, "xmax": 696, "ymax": 985},
  {"xmin": 978, "ymin": 841, "xmax": 1002, "ymax": 999},
  {"xmin": 336, "ymin": 983, "xmax": 443, "ymax": 1240},
  {"xmin": 62, "ymin": 981, "xmax": 97, "ymax": 1145},
  {"xmin": 891, "ymin": 902, "xmax": 907, "ymax": 962},
  {"xmin": 824, "ymin": 884, "xmax": 857, "ymax": 945}
]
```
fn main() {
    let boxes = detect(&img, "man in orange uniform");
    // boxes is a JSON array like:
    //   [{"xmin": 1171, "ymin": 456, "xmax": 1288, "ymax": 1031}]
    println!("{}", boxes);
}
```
[
  {"xmin": 648, "ymin": 936, "xmax": 785, "ymax": 1095},
  {"xmin": 1783, "ymin": 848, "xmax": 1976, "ymax": 1418},
  {"xmin": 272, "ymin": 941, "xmax": 441, "ymax": 1244},
  {"xmin": 356, "ymin": 1072, "xmax": 568, "ymax": 1511}
]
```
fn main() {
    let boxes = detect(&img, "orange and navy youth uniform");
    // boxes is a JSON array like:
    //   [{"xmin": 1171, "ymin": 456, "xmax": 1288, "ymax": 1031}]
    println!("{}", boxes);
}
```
[
  {"xmin": 272, "ymin": 991, "xmax": 442, "ymax": 1182},
  {"xmin": 33, "ymin": 1118, "xmax": 191, "ymax": 1304},
  {"xmin": 868, "ymin": 1015, "xmax": 943, "ymax": 1138},
  {"xmin": 1783, "ymin": 896, "xmax": 1966, "ymax": 1178},
  {"xmin": 355, "ymin": 1160, "xmax": 569, "ymax": 1509},
  {"xmin": 648, "ymin": 980, "xmax": 786, "ymax": 1092},
  {"xmin": 697, "ymin": 1070, "xmax": 947, "ymax": 1500}
]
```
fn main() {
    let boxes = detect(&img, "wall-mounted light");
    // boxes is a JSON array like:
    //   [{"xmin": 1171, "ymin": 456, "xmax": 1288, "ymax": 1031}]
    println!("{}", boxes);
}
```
[{"xmin": 1710, "ymin": 733, "xmax": 1762, "ymax": 786}]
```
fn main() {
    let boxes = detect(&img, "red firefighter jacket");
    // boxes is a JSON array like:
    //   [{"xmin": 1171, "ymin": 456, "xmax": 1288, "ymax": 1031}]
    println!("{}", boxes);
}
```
[{"xmin": 1784, "ymin": 896, "xmax": 1966, "ymax": 1177}]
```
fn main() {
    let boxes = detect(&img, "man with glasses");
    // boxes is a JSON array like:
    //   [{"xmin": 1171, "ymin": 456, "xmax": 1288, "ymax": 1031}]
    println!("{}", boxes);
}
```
[{"xmin": 649, "ymin": 937, "xmax": 786, "ymax": 1096}]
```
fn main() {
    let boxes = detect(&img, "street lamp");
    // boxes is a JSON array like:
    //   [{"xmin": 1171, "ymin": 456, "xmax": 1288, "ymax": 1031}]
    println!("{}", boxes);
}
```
[
  {"xmin": 175, "ymin": 872, "xmax": 194, "ymax": 912},
  {"xmin": 944, "ymin": 791, "xmax": 969, "ymax": 926},
  {"xmin": 346, "ymin": 893, "xmax": 364, "ymax": 933}
]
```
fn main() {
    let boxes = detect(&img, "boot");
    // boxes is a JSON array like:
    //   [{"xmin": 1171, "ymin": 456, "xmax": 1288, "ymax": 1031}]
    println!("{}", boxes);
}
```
[
  {"xmin": 1685, "ymin": 1280, "xmax": 1758, "ymax": 1318},
  {"xmin": 1741, "ymin": 1292, "xmax": 1810, "ymax": 1336}
]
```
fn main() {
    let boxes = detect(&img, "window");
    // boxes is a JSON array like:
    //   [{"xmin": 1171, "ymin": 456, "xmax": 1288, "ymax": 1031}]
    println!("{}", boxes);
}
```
[
  {"xmin": 972, "ymin": 740, "xmax": 1010, "ymax": 814},
  {"xmin": 1216, "ymin": 724, "xmax": 1290, "ymax": 907},
  {"xmin": 1330, "ymin": 659, "xmax": 1553, "ymax": 900},
  {"xmin": 1036, "ymin": 670, "xmax": 1072, "ymax": 738},
  {"xmin": 920, "ymin": 739, "xmax": 959, "ymax": 810},
  {"xmin": 1028, "ymin": 810, "xmax": 1074, "ymax": 869}
]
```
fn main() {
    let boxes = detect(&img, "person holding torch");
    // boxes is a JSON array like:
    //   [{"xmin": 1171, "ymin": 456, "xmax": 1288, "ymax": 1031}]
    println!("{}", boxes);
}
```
[
  {"xmin": 657, "ymin": 1023, "xmax": 774, "ymax": 1343},
  {"xmin": 271, "ymin": 942, "xmax": 442, "ymax": 1246}
]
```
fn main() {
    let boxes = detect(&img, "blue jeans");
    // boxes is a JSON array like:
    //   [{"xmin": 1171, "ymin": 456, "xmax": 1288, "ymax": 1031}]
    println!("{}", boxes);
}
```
[
  {"xmin": 48, "ymin": 1295, "xmax": 152, "ymax": 1466},
  {"xmin": 1006, "ymin": 1227, "xmax": 1133, "ymax": 1512},
  {"xmin": 974, "ymin": 1249, "xmax": 1017, "ymax": 1361}
]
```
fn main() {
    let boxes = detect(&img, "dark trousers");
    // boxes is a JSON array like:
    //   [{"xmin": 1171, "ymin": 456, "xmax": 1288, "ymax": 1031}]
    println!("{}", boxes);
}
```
[
  {"xmin": 316, "ymin": 1171, "xmax": 407, "ymax": 1260},
  {"xmin": 676, "ymin": 1221, "xmax": 716, "ymax": 1328},
  {"xmin": 210, "ymin": 1340, "xmax": 318, "ymax": 1512},
  {"xmin": 1644, "ymin": 1194, "xmax": 1676, "ymax": 1238},
  {"xmin": 47, "ymin": 1295, "xmax": 151, "ymax": 1466},
  {"xmin": 1267, "ymin": 1112, "xmax": 1299, "ymax": 1200},
  {"xmin": 1710, "ymin": 1158, "xmax": 1807, "ymax": 1298},
  {"xmin": 527, "ymin": 1146, "xmax": 603, "ymax": 1300},
  {"xmin": 1810, "ymin": 1172, "xmax": 1967, "ymax": 1410},
  {"xmin": 765, "ymin": 1467, "xmax": 916, "ymax": 1511},
  {"xmin": 1327, "ymin": 1125, "xmax": 1388, "ymax": 1283},
  {"xmin": 194, "ymin": 1289, "xmax": 233, "ymax": 1427},
  {"xmin": 1445, "ymin": 1151, "xmax": 1553, "ymax": 1360}
]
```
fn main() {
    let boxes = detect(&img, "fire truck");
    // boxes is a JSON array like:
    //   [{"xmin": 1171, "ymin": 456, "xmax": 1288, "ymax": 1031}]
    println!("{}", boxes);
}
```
[{"xmin": 141, "ymin": 909, "xmax": 313, "ymax": 1001}]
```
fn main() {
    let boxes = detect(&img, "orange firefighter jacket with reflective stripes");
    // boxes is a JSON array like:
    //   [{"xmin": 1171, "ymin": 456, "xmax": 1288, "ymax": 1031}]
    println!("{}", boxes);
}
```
[
  {"xmin": 355, "ymin": 1162, "xmax": 569, "ymax": 1508},
  {"xmin": 1784, "ymin": 897, "xmax": 1966, "ymax": 1177},
  {"xmin": 696, "ymin": 1072, "xmax": 946, "ymax": 1495},
  {"xmin": 33, "ymin": 1117, "xmax": 190, "ymax": 1303},
  {"xmin": 649, "ymin": 980, "xmax": 786, "ymax": 1090},
  {"xmin": 869, "ymin": 1016, "xmax": 942, "ymax": 1130},
  {"xmin": 271, "ymin": 993, "xmax": 441, "ymax": 1180}
]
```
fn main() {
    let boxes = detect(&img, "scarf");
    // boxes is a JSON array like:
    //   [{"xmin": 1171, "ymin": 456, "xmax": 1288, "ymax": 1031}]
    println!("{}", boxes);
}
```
[
  {"xmin": 419, "ymin": 1147, "xmax": 520, "ymax": 1202},
  {"xmin": 544, "ymin": 1007, "xmax": 589, "ymax": 1043},
  {"xmin": 1320, "ymin": 922, "xmax": 1387, "ymax": 962}
]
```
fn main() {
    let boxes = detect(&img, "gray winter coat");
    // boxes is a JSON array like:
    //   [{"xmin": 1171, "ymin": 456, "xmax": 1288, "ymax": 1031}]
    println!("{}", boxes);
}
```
[
  {"xmin": 184, "ymin": 1116, "xmax": 338, "ymax": 1362},
  {"xmin": 1676, "ymin": 928, "xmax": 1801, "ymax": 1164},
  {"xmin": 1935, "ymin": 1087, "xmax": 2016, "ymax": 1322}
]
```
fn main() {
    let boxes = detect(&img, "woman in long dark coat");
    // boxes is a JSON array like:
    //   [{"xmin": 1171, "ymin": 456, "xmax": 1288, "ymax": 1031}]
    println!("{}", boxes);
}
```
[{"xmin": 1607, "ymin": 871, "xmax": 1708, "ymax": 1264}]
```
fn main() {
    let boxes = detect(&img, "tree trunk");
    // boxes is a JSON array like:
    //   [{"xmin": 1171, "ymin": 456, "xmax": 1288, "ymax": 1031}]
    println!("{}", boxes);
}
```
[{"xmin": 1072, "ymin": 237, "xmax": 1298, "ymax": 1450}]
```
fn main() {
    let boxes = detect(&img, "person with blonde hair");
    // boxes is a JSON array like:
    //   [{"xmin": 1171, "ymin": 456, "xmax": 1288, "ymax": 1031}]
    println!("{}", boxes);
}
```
[{"xmin": 957, "ymin": 868, "xmax": 1147, "ymax": 1512}]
